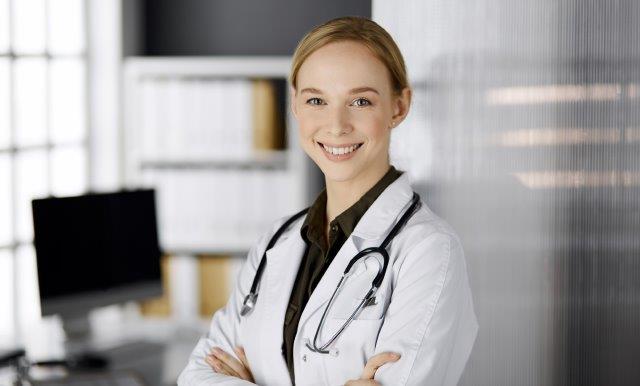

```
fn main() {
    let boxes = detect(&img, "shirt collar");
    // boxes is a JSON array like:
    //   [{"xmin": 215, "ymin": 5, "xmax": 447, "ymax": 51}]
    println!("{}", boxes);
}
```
[
  {"xmin": 299, "ymin": 165, "xmax": 408, "ymax": 244},
  {"xmin": 332, "ymin": 165, "xmax": 403, "ymax": 236},
  {"xmin": 300, "ymin": 189, "xmax": 326, "ymax": 246}
]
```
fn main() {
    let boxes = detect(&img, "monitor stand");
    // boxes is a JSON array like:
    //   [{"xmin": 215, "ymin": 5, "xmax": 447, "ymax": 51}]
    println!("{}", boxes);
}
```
[
  {"xmin": 61, "ymin": 313, "xmax": 92, "ymax": 344},
  {"xmin": 58, "ymin": 314, "xmax": 110, "ymax": 370}
]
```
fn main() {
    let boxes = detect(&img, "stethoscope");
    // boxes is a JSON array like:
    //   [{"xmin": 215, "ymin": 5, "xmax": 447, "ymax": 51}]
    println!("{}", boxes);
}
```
[{"xmin": 240, "ymin": 191, "xmax": 422, "ymax": 355}]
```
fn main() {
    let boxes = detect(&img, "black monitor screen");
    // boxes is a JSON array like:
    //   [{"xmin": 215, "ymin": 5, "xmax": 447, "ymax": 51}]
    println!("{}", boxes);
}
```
[{"xmin": 32, "ymin": 190, "xmax": 162, "ymax": 301}]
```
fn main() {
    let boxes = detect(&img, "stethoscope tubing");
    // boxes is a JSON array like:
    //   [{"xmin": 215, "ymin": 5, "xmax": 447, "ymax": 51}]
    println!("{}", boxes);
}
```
[
  {"xmin": 241, "ymin": 192, "xmax": 422, "ymax": 354},
  {"xmin": 241, "ymin": 205, "xmax": 309, "ymax": 316},
  {"xmin": 305, "ymin": 193, "xmax": 421, "ymax": 353}
]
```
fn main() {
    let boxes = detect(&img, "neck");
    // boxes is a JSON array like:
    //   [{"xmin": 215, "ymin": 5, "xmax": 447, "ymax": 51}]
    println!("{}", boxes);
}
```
[{"xmin": 325, "ymin": 163, "xmax": 391, "ymax": 224}]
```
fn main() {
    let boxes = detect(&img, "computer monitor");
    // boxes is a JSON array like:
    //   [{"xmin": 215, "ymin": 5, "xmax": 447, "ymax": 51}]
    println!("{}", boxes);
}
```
[{"xmin": 32, "ymin": 189, "xmax": 163, "ymax": 340}]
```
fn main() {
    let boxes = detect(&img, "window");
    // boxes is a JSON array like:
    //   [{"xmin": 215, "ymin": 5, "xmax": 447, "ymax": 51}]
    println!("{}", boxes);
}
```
[{"xmin": 0, "ymin": 0, "xmax": 88, "ymax": 342}]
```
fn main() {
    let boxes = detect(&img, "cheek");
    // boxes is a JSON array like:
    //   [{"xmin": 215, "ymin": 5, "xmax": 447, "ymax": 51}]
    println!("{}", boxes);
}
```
[
  {"xmin": 359, "ymin": 118, "xmax": 389, "ymax": 141},
  {"xmin": 297, "ymin": 121, "xmax": 317, "ymax": 145},
  {"xmin": 353, "ymin": 110, "xmax": 387, "ymax": 132},
  {"xmin": 296, "ymin": 123, "xmax": 319, "ymax": 157},
  {"xmin": 294, "ymin": 111, "xmax": 315, "ymax": 133}
]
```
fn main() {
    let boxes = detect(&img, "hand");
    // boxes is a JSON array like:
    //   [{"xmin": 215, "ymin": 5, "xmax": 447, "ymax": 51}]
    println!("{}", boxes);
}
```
[
  {"xmin": 344, "ymin": 352, "xmax": 401, "ymax": 385},
  {"xmin": 205, "ymin": 346, "xmax": 255, "ymax": 382}
]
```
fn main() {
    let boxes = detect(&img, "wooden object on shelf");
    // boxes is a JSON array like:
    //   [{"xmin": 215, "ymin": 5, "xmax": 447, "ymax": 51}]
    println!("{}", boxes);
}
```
[
  {"xmin": 199, "ymin": 255, "xmax": 233, "ymax": 317},
  {"xmin": 252, "ymin": 79, "xmax": 285, "ymax": 151},
  {"xmin": 139, "ymin": 256, "xmax": 171, "ymax": 317}
]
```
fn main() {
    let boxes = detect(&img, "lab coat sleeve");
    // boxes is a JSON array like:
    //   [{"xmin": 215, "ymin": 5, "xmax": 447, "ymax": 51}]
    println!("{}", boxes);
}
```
[
  {"xmin": 177, "ymin": 220, "xmax": 284, "ymax": 386},
  {"xmin": 373, "ymin": 232, "xmax": 479, "ymax": 386}
]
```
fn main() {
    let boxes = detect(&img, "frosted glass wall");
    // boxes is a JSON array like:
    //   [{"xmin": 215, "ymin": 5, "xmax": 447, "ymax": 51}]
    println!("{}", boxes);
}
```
[{"xmin": 375, "ymin": 1, "xmax": 640, "ymax": 385}]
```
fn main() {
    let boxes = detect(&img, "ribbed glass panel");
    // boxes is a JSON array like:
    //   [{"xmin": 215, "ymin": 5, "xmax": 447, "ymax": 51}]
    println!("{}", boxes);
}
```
[{"xmin": 375, "ymin": 1, "xmax": 640, "ymax": 385}]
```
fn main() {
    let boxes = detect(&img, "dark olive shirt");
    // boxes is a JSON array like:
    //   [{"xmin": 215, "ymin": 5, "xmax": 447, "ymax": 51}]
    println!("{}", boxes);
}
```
[{"xmin": 282, "ymin": 165, "xmax": 403, "ymax": 384}]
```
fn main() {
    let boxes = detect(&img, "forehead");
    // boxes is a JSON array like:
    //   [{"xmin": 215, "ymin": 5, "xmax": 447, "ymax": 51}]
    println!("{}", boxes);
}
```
[{"xmin": 297, "ymin": 40, "xmax": 392, "ymax": 93}]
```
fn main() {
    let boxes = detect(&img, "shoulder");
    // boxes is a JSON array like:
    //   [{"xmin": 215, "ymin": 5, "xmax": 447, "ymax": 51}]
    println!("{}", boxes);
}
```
[
  {"xmin": 241, "ymin": 211, "xmax": 306, "ymax": 270},
  {"xmin": 254, "ymin": 208, "xmax": 307, "ymax": 250},
  {"xmin": 392, "ymin": 198, "xmax": 467, "ymax": 279},
  {"xmin": 399, "ymin": 197, "xmax": 462, "ymax": 249}
]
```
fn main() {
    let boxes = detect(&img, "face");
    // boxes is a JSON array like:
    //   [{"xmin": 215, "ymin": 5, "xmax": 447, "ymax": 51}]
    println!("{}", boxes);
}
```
[{"xmin": 291, "ymin": 40, "xmax": 411, "ymax": 186}]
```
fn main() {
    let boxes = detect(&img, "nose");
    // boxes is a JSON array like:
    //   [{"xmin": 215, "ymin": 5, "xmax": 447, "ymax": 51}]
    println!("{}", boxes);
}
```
[{"xmin": 326, "ymin": 105, "xmax": 352, "ymax": 136}]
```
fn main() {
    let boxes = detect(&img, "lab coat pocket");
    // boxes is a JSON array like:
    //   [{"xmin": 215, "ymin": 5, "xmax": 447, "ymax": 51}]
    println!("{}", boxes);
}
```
[
  {"xmin": 331, "ymin": 290, "xmax": 387, "ymax": 321},
  {"xmin": 352, "ymin": 292, "xmax": 386, "ymax": 320}
]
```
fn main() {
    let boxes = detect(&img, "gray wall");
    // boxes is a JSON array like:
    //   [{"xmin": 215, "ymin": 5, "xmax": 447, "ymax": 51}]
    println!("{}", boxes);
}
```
[{"xmin": 141, "ymin": 0, "xmax": 371, "ymax": 55}]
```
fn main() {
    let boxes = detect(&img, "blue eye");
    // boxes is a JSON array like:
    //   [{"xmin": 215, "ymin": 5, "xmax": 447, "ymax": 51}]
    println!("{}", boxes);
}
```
[
  {"xmin": 306, "ymin": 97, "xmax": 324, "ymax": 105},
  {"xmin": 353, "ymin": 98, "xmax": 372, "ymax": 107}
]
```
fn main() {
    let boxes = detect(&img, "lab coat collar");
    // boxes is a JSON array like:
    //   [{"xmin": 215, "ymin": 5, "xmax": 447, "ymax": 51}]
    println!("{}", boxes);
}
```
[{"xmin": 350, "ymin": 172, "xmax": 414, "ymax": 241}]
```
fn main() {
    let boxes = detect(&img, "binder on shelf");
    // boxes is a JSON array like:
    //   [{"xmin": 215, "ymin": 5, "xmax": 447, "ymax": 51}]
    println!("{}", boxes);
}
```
[
  {"xmin": 252, "ymin": 79, "xmax": 285, "ymax": 151},
  {"xmin": 125, "ymin": 57, "xmax": 307, "ymax": 255},
  {"xmin": 198, "ymin": 255, "xmax": 233, "ymax": 317}
]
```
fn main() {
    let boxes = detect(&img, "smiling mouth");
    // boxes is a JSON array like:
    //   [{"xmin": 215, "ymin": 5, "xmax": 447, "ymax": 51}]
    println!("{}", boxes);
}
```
[{"xmin": 317, "ymin": 141, "xmax": 364, "ymax": 156}]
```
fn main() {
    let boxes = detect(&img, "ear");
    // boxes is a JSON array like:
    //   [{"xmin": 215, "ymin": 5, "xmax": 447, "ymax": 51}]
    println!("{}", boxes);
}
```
[
  {"xmin": 390, "ymin": 87, "xmax": 412, "ymax": 127},
  {"xmin": 289, "ymin": 85, "xmax": 298, "ymax": 120}
]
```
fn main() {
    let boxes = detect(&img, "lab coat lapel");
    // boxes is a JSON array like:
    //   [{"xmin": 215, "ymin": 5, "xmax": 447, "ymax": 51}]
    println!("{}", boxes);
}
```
[
  {"xmin": 258, "ymin": 220, "xmax": 306, "ymax": 384},
  {"xmin": 297, "ymin": 173, "xmax": 415, "ymax": 331},
  {"xmin": 297, "ymin": 234, "xmax": 361, "ymax": 330}
]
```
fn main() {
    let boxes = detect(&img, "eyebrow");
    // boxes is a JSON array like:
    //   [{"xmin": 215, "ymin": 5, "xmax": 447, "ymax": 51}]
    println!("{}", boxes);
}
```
[{"xmin": 299, "ymin": 86, "xmax": 380, "ymax": 95}]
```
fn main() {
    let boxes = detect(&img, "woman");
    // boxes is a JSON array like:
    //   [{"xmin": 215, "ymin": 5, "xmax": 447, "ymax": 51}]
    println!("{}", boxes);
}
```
[{"xmin": 178, "ymin": 16, "xmax": 478, "ymax": 386}]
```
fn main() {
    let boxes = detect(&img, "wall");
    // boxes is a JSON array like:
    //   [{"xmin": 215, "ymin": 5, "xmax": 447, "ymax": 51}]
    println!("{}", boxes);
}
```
[{"xmin": 375, "ymin": 1, "xmax": 640, "ymax": 385}]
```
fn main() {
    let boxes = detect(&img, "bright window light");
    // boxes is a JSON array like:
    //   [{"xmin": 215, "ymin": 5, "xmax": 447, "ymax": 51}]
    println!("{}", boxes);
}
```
[
  {"xmin": 0, "ymin": 154, "xmax": 11, "ymax": 246},
  {"xmin": 16, "ymin": 244, "xmax": 42, "ymax": 330},
  {"xmin": 5, "ymin": 0, "xmax": 88, "ymax": 344},
  {"xmin": 51, "ymin": 146, "xmax": 87, "ymax": 196},
  {"xmin": 48, "ymin": 0, "xmax": 85, "ymax": 55},
  {"xmin": 0, "ymin": 0, "xmax": 9, "ymax": 53},
  {"xmin": 15, "ymin": 58, "xmax": 47, "ymax": 147},
  {"xmin": 15, "ymin": 150, "xmax": 48, "ymax": 243},
  {"xmin": 50, "ymin": 58, "xmax": 86, "ymax": 144},
  {"xmin": 12, "ymin": 0, "xmax": 46, "ymax": 55},
  {"xmin": 0, "ymin": 58, "xmax": 9, "ymax": 149},
  {"xmin": 0, "ymin": 249, "xmax": 14, "ymax": 341}
]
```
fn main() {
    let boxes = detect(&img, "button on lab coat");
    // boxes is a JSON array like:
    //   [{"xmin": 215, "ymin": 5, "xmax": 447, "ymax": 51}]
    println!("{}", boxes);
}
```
[{"xmin": 178, "ymin": 173, "xmax": 478, "ymax": 385}]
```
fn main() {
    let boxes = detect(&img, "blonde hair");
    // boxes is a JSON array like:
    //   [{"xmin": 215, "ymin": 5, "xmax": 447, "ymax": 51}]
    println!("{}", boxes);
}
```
[{"xmin": 289, "ymin": 16, "xmax": 409, "ymax": 96}]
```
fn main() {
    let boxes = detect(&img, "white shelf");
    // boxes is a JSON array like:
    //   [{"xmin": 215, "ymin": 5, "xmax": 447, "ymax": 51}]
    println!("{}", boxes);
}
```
[
  {"xmin": 139, "ymin": 149, "xmax": 289, "ymax": 170},
  {"xmin": 125, "ymin": 56, "xmax": 293, "ymax": 79},
  {"xmin": 123, "ymin": 56, "xmax": 310, "ymax": 255}
]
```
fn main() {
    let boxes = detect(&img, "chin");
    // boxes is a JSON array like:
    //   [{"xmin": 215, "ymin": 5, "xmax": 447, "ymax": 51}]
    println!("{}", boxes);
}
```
[{"xmin": 320, "ymin": 166, "xmax": 360, "ymax": 183}]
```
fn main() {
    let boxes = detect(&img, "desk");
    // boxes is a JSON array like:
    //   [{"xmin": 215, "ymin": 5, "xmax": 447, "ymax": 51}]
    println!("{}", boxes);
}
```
[{"xmin": 1, "ymin": 312, "xmax": 209, "ymax": 386}]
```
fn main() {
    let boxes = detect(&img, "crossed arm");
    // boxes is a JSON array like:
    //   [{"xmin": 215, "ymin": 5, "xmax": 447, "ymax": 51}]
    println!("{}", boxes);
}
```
[
  {"xmin": 188, "ymin": 231, "xmax": 478, "ymax": 386},
  {"xmin": 206, "ymin": 346, "xmax": 400, "ymax": 385}
]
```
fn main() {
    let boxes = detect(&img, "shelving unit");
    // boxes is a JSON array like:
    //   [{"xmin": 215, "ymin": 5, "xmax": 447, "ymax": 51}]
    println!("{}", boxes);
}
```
[{"xmin": 123, "ymin": 56, "xmax": 312, "ymax": 255}]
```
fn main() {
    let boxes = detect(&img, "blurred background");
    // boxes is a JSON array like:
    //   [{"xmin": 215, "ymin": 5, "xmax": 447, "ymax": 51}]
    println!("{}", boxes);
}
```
[{"xmin": 0, "ymin": 0, "xmax": 639, "ymax": 385}]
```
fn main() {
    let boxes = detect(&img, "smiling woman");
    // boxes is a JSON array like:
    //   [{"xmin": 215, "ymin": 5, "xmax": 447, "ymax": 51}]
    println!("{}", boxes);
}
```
[
  {"xmin": 291, "ymin": 39, "xmax": 409, "ymax": 214},
  {"xmin": 178, "ymin": 16, "xmax": 477, "ymax": 386}
]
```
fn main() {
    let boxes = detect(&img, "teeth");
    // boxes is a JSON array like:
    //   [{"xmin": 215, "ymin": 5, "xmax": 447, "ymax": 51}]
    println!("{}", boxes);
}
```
[{"xmin": 321, "ymin": 143, "xmax": 361, "ymax": 155}]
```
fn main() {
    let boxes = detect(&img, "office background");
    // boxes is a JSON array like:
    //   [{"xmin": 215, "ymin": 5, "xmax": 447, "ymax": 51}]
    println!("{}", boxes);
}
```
[{"xmin": 1, "ymin": 0, "xmax": 639, "ymax": 385}]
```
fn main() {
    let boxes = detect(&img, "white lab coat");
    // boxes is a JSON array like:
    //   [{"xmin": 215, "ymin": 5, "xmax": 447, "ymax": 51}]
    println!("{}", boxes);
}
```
[{"xmin": 178, "ymin": 173, "xmax": 478, "ymax": 386}]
